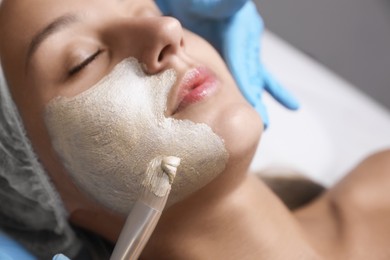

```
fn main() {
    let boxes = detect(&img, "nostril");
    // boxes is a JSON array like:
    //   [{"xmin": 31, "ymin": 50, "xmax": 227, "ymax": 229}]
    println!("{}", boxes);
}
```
[{"xmin": 158, "ymin": 44, "xmax": 171, "ymax": 62}]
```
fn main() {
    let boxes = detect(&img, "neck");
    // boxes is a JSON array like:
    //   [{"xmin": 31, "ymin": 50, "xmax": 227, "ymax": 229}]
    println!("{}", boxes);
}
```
[{"xmin": 142, "ymin": 173, "xmax": 320, "ymax": 259}]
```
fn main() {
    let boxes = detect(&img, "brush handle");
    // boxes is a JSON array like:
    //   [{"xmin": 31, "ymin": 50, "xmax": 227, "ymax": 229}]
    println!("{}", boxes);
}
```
[
  {"xmin": 111, "ymin": 156, "xmax": 178, "ymax": 259},
  {"xmin": 110, "ymin": 200, "xmax": 162, "ymax": 260}
]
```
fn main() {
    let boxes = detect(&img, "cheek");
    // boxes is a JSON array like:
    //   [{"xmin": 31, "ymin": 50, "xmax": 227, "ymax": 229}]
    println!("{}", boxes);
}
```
[{"xmin": 44, "ymin": 58, "xmax": 228, "ymax": 214}]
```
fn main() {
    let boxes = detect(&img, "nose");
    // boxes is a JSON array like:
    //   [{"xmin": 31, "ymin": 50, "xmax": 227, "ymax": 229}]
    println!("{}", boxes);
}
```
[{"xmin": 137, "ymin": 17, "xmax": 185, "ymax": 74}]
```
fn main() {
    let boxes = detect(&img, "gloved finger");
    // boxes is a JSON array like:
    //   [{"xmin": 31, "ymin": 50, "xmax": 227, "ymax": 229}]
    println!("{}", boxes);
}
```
[
  {"xmin": 262, "ymin": 68, "xmax": 300, "ymax": 110},
  {"xmin": 223, "ymin": 1, "xmax": 264, "ymax": 104},
  {"xmin": 52, "ymin": 254, "xmax": 70, "ymax": 260}
]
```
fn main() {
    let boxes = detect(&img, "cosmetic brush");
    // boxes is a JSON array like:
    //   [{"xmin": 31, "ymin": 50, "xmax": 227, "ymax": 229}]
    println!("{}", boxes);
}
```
[{"xmin": 110, "ymin": 156, "xmax": 181, "ymax": 260}]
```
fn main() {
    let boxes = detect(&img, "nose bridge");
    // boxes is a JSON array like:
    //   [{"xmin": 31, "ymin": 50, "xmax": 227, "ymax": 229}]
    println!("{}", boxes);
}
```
[
  {"xmin": 149, "ymin": 16, "xmax": 183, "ymax": 48},
  {"xmin": 135, "ymin": 16, "xmax": 184, "ymax": 74}
]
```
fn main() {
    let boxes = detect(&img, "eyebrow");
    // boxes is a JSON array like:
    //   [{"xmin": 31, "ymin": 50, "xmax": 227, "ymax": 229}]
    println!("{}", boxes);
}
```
[{"xmin": 25, "ymin": 13, "xmax": 80, "ymax": 71}]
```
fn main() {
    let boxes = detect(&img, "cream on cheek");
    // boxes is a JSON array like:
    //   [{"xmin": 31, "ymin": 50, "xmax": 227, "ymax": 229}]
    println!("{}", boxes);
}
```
[{"xmin": 44, "ymin": 58, "xmax": 228, "ymax": 214}]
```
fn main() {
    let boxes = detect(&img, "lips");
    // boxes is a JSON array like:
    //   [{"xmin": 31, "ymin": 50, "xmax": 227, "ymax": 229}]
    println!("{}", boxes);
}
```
[{"xmin": 173, "ymin": 67, "xmax": 219, "ymax": 114}]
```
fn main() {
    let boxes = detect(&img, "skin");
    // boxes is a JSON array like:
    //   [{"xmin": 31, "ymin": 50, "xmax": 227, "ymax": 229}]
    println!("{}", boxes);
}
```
[{"xmin": 1, "ymin": 0, "xmax": 390, "ymax": 259}]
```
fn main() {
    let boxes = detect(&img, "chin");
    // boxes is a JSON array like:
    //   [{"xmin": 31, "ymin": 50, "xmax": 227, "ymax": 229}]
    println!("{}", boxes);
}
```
[{"xmin": 214, "ymin": 101, "xmax": 263, "ymax": 161}]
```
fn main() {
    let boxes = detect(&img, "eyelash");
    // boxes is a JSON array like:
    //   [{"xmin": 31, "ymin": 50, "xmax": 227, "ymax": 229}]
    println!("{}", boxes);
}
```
[{"xmin": 68, "ymin": 49, "xmax": 103, "ymax": 76}]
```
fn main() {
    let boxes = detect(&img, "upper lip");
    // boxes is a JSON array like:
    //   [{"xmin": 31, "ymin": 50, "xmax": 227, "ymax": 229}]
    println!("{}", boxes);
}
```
[{"xmin": 170, "ymin": 66, "xmax": 213, "ymax": 115}]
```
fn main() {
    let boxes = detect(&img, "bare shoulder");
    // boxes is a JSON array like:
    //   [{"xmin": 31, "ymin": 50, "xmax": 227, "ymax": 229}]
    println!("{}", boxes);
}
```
[
  {"xmin": 295, "ymin": 149, "xmax": 390, "ymax": 259},
  {"xmin": 329, "ymin": 149, "xmax": 390, "ymax": 211}
]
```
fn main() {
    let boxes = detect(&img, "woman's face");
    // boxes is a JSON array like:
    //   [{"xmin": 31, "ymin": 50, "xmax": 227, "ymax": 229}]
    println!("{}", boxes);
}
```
[{"xmin": 0, "ymin": 0, "xmax": 262, "ymax": 214}]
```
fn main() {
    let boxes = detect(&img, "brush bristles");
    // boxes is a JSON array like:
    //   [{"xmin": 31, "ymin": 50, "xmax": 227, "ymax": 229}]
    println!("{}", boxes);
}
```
[
  {"xmin": 161, "ymin": 156, "xmax": 181, "ymax": 184},
  {"xmin": 141, "ymin": 156, "xmax": 181, "ymax": 198}
]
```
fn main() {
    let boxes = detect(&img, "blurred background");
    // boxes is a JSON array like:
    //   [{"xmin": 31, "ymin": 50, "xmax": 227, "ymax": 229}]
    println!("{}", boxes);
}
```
[{"xmin": 254, "ymin": 0, "xmax": 390, "ymax": 110}]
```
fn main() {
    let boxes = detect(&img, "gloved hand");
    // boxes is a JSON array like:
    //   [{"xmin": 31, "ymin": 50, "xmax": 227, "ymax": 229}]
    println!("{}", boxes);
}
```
[{"xmin": 156, "ymin": 0, "xmax": 300, "ymax": 128}]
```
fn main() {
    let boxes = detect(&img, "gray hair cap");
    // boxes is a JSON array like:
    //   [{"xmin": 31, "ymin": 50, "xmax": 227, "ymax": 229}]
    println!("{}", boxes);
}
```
[{"xmin": 0, "ymin": 63, "xmax": 81, "ymax": 259}]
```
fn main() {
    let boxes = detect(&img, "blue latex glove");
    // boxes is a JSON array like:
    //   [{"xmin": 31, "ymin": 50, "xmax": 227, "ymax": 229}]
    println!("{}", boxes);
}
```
[
  {"xmin": 0, "ymin": 232, "xmax": 37, "ymax": 260},
  {"xmin": 156, "ymin": 0, "xmax": 300, "ymax": 128}
]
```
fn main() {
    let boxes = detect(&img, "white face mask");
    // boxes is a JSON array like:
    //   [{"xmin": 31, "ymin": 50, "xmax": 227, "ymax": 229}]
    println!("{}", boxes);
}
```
[{"xmin": 44, "ymin": 58, "xmax": 228, "ymax": 214}]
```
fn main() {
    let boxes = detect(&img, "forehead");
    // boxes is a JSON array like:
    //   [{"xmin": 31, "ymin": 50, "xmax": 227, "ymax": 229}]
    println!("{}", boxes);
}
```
[
  {"xmin": 0, "ymin": 1, "xmax": 77, "ymax": 62},
  {"xmin": 0, "ymin": 0, "xmax": 156, "ymax": 57},
  {"xmin": 0, "ymin": 0, "xmax": 99, "ymax": 40},
  {"xmin": 0, "ymin": 0, "xmax": 113, "ymax": 89},
  {"xmin": 0, "ymin": 0, "xmax": 148, "ymax": 74}
]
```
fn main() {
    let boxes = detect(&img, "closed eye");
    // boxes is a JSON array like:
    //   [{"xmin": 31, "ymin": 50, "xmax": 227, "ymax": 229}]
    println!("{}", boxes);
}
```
[{"xmin": 68, "ymin": 49, "xmax": 103, "ymax": 76}]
